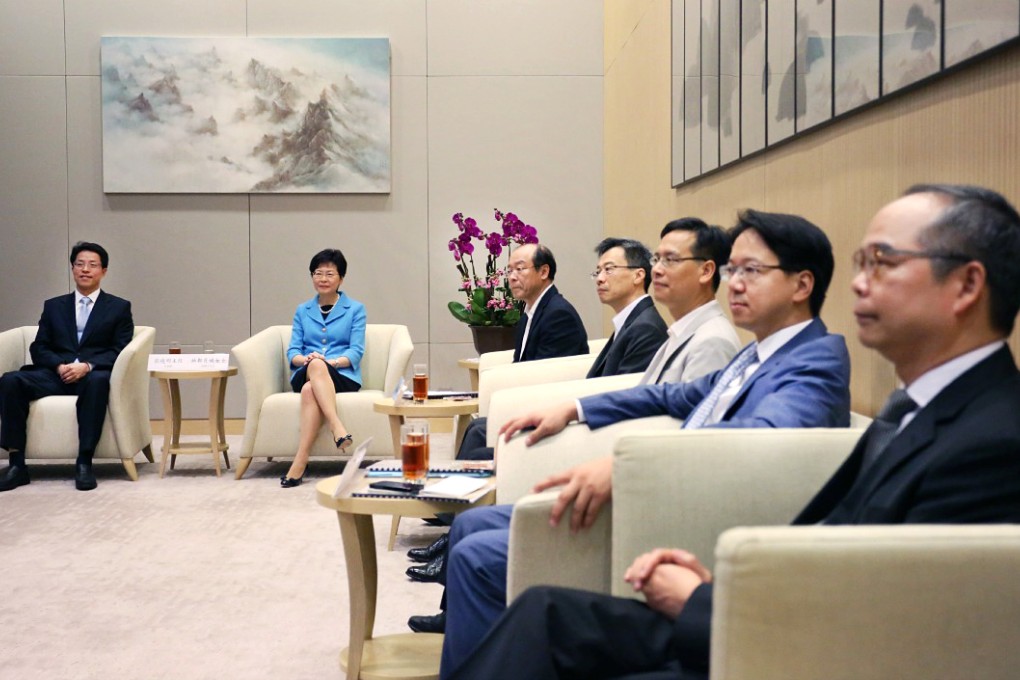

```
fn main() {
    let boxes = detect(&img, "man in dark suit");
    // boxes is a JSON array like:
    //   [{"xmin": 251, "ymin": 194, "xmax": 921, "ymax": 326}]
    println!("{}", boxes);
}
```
[
  {"xmin": 0, "ymin": 242, "xmax": 134, "ymax": 492},
  {"xmin": 446, "ymin": 184, "xmax": 1020, "ymax": 680},
  {"xmin": 585, "ymin": 238, "xmax": 667, "ymax": 379},
  {"xmin": 509, "ymin": 243, "xmax": 589, "ymax": 362},
  {"xmin": 438, "ymin": 210, "xmax": 852, "ymax": 677}
]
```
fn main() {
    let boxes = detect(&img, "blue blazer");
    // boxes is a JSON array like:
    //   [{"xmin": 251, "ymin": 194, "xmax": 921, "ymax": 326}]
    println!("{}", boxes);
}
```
[
  {"xmin": 30, "ymin": 291, "xmax": 134, "ymax": 372},
  {"xmin": 580, "ymin": 317, "xmax": 850, "ymax": 429},
  {"xmin": 287, "ymin": 293, "xmax": 366, "ymax": 386}
]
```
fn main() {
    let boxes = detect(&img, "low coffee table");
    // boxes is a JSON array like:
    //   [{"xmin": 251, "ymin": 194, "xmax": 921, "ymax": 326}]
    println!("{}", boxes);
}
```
[{"xmin": 316, "ymin": 471, "xmax": 495, "ymax": 680}]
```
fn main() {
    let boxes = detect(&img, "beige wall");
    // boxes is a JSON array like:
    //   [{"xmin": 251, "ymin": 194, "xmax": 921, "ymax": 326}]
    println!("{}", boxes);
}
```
[
  {"xmin": 0, "ymin": 0, "xmax": 606, "ymax": 418},
  {"xmin": 605, "ymin": 0, "xmax": 1020, "ymax": 415}
]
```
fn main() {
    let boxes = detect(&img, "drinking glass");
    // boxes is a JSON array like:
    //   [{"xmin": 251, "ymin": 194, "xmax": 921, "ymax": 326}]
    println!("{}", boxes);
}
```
[
  {"xmin": 400, "ymin": 422, "xmax": 430, "ymax": 484},
  {"xmin": 412, "ymin": 363, "xmax": 429, "ymax": 403},
  {"xmin": 168, "ymin": 341, "xmax": 182, "ymax": 355}
]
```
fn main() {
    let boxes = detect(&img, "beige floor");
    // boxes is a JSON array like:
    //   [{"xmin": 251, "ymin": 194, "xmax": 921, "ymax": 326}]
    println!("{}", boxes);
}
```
[{"xmin": 0, "ymin": 434, "xmax": 451, "ymax": 680}]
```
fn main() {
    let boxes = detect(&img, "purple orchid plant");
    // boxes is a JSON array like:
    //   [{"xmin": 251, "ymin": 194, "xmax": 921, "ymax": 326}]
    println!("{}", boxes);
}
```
[{"xmin": 448, "ymin": 209, "xmax": 539, "ymax": 327}]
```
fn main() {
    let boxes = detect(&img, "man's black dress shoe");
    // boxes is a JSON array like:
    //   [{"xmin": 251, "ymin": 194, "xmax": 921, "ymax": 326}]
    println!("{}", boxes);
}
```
[
  {"xmin": 406, "ymin": 552, "xmax": 444, "ymax": 582},
  {"xmin": 0, "ymin": 464, "xmax": 30, "ymax": 492},
  {"xmin": 75, "ymin": 463, "xmax": 97, "ymax": 491},
  {"xmin": 408, "ymin": 611, "xmax": 446, "ymax": 634},
  {"xmin": 407, "ymin": 533, "xmax": 449, "ymax": 563}
]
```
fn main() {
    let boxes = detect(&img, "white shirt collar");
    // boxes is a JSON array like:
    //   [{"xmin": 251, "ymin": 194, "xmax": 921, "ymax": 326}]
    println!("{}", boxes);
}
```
[
  {"xmin": 75, "ymin": 289, "xmax": 100, "ymax": 305},
  {"xmin": 612, "ymin": 295, "xmax": 649, "ymax": 336},
  {"xmin": 904, "ymin": 340, "xmax": 1005, "ymax": 410},
  {"xmin": 667, "ymin": 300, "xmax": 723, "ymax": 342},
  {"xmin": 754, "ymin": 318, "xmax": 813, "ymax": 364},
  {"xmin": 524, "ymin": 283, "xmax": 554, "ymax": 317}
]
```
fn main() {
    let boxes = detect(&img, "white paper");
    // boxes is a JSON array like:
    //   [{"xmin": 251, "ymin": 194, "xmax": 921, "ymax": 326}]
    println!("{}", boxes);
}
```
[
  {"xmin": 331, "ymin": 437, "xmax": 372, "ymax": 499},
  {"xmin": 418, "ymin": 476, "xmax": 488, "ymax": 499},
  {"xmin": 148, "ymin": 353, "xmax": 230, "ymax": 371}
]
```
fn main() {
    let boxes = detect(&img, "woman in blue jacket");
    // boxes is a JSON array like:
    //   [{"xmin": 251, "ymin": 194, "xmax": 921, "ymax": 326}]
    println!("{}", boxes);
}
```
[{"xmin": 281, "ymin": 248, "xmax": 366, "ymax": 487}]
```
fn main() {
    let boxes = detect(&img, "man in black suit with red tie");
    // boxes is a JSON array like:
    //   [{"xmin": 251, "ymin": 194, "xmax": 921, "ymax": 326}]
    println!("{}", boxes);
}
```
[
  {"xmin": 444, "ymin": 184, "xmax": 1020, "ymax": 680},
  {"xmin": 0, "ymin": 242, "xmax": 134, "ymax": 492}
]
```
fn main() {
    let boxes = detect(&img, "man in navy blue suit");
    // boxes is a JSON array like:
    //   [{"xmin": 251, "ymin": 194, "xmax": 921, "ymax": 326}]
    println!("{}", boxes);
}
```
[
  {"xmin": 438, "ymin": 210, "xmax": 852, "ymax": 678},
  {"xmin": 446, "ymin": 184, "xmax": 1020, "ymax": 680},
  {"xmin": 0, "ymin": 242, "xmax": 134, "ymax": 492}
]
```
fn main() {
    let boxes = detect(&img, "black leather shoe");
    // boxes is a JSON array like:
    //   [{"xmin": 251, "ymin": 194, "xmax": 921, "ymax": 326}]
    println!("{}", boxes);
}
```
[
  {"xmin": 0, "ymin": 464, "xmax": 30, "ymax": 492},
  {"xmin": 406, "ymin": 552, "xmax": 445, "ymax": 582},
  {"xmin": 75, "ymin": 463, "xmax": 97, "ymax": 491},
  {"xmin": 408, "ymin": 611, "xmax": 446, "ymax": 634},
  {"xmin": 280, "ymin": 476, "xmax": 303, "ymax": 488},
  {"xmin": 407, "ymin": 533, "xmax": 449, "ymax": 563}
]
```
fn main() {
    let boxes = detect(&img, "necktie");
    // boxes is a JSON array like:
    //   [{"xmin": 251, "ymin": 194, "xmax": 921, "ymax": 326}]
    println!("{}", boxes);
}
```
[
  {"xmin": 77, "ymin": 297, "xmax": 92, "ymax": 341},
  {"xmin": 860, "ymin": 388, "xmax": 918, "ymax": 469},
  {"xmin": 682, "ymin": 345, "xmax": 759, "ymax": 429}
]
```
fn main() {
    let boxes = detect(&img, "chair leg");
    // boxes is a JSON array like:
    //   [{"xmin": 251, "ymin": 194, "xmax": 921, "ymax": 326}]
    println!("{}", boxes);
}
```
[
  {"xmin": 388, "ymin": 515, "xmax": 401, "ymax": 551},
  {"xmin": 141, "ymin": 444, "xmax": 155, "ymax": 463},
  {"xmin": 234, "ymin": 457, "xmax": 253, "ymax": 480},
  {"xmin": 122, "ymin": 458, "xmax": 139, "ymax": 481}
]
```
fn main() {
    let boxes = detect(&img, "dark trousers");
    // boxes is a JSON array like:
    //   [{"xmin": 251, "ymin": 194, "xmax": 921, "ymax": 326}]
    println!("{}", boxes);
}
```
[
  {"xmin": 446, "ymin": 585, "xmax": 692, "ymax": 680},
  {"xmin": 0, "ymin": 368, "xmax": 112, "ymax": 461},
  {"xmin": 456, "ymin": 417, "xmax": 494, "ymax": 460}
]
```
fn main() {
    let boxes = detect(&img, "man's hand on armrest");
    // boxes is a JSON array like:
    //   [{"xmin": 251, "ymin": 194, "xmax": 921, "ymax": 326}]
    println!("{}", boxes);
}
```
[
  {"xmin": 624, "ymin": 548, "xmax": 712, "ymax": 619},
  {"xmin": 499, "ymin": 401, "xmax": 579, "ymax": 446},
  {"xmin": 533, "ymin": 455, "xmax": 613, "ymax": 533}
]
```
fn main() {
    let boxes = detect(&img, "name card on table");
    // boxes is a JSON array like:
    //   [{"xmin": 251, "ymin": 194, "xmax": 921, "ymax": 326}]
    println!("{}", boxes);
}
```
[{"xmin": 148, "ymin": 354, "xmax": 230, "ymax": 371}]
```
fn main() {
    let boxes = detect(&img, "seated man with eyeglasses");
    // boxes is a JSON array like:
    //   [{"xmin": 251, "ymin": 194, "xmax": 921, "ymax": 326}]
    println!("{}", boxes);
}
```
[
  {"xmin": 0, "ymin": 241, "xmax": 134, "ymax": 492},
  {"xmin": 438, "ymin": 210, "xmax": 852, "ymax": 678}
]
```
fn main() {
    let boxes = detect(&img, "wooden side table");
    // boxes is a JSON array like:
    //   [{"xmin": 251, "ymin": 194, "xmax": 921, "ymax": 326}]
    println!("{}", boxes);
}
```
[
  {"xmin": 457, "ymin": 357, "xmax": 480, "ymax": 391},
  {"xmin": 372, "ymin": 397, "xmax": 479, "ymax": 455},
  {"xmin": 150, "ymin": 367, "xmax": 238, "ymax": 477},
  {"xmin": 316, "ymin": 472, "xmax": 495, "ymax": 680}
]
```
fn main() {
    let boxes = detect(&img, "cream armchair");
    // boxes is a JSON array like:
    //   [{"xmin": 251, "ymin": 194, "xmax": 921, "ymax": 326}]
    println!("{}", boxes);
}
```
[
  {"xmin": 0, "ymin": 325, "xmax": 155, "ymax": 480},
  {"xmin": 711, "ymin": 524, "xmax": 1020, "ymax": 679},
  {"xmin": 231, "ymin": 324, "xmax": 413, "ymax": 478},
  {"xmin": 506, "ymin": 427, "xmax": 865, "ymax": 600}
]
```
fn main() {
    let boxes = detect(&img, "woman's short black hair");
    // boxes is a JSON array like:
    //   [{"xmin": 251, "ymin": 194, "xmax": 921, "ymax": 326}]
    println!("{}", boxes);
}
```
[{"xmin": 309, "ymin": 249, "xmax": 348, "ymax": 278}]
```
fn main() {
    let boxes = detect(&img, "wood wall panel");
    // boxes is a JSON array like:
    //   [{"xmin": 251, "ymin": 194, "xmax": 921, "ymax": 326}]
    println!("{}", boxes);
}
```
[{"xmin": 606, "ymin": 0, "xmax": 1020, "ymax": 415}]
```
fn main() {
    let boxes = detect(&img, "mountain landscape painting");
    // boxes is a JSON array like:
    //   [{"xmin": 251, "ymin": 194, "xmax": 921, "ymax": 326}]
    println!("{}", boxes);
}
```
[{"xmin": 101, "ymin": 37, "xmax": 391, "ymax": 193}]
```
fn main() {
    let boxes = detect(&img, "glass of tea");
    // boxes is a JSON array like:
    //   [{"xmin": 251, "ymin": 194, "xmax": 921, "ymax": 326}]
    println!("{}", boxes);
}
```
[
  {"xmin": 168, "ymin": 341, "xmax": 182, "ymax": 355},
  {"xmin": 400, "ymin": 422, "xmax": 429, "ymax": 484},
  {"xmin": 412, "ymin": 363, "xmax": 429, "ymax": 403}
]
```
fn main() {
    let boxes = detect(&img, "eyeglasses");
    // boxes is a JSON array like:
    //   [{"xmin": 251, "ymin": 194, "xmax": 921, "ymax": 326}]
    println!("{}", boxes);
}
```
[
  {"xmin": 650, "ymin": 254, "xmax": 706, "ymax": 268},
  {"xmin": 720, "ymin": 262, "xmax": 787, "ymax": 283},
  {"xmin": 851, "ymin": 244, "xmax": 971, "ymax": 277},
  {"xmin": 508, "ymin": 265, "xmax": 534, "ymax": 276},
  {"xmin": 73, "ymin": 261, "xmax": 103, "ymax": 271},
  {"xmin": 312, "ymin": 270, "xmax": 339, "ymax": 280},
  {"xmin": 590, "ymin": 265, "xmax": 640, "ymax": 279}
]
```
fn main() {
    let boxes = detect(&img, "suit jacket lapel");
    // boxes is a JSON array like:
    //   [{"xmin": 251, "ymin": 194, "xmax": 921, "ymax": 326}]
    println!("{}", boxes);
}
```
[{"xmin": 721, "ymin": 318, "xmax": 826, "ymax": 420}]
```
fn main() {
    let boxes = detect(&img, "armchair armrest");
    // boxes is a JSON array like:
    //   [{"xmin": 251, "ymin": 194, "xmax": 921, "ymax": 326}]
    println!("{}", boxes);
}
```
[
  {"xmin": 107, "ymin": 326, "xmax": 155, "ymax": 454},
  {"xmin": 507, "ymin": 490, "xmax": 611, "ymax": 602},
  {"xmin": 495, "ymin": 414, "xmax": 680, "ymax": 505},
  {"xmin": 478, "ymin": 354, "xmax": 598, "ymax": 416},
  {"xmin": 711, "ymin": 524, "xmax": 1020, "ymax": 680},
  {"xmin": 232, "ymin": 326, "xmax": 290, "ymax": 457},
  {"xmin": 610, "ymin": 428, "xmax": 863, "ymax": 595},
  {"xmin": 485, "ymin": 372, "xmax": 641, "ymax": 446},
  {"xmin": 0, "ymin": 326, "xmax": 31, "ymax": 374}
]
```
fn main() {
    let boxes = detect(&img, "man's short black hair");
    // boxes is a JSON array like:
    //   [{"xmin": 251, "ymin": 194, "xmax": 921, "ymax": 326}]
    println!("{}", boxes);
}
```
[
  {"xmin": 309, "ymin": 249, "xmax": 348, "ymax": 278},
  {"xmin": 532, "ymin": 244, "xmax": 557, "ymax": 281},
  {"xmin": 660, "ymin": 217, "xmax": 731, "ymax": 291},
  {"xmin": 70, "ymin": 242, "xmax": 109, "ymax": 269},
  {"xmin": 728, "ymin": 209, "xmax": 834, "ymax": 316},
  {"xmin": 595, "ymin": 237, "xmax": 653, "ymax": 292},
  {"xmin": 906, "ymin": 183, "xmax": 1020, "ymax": 334}
]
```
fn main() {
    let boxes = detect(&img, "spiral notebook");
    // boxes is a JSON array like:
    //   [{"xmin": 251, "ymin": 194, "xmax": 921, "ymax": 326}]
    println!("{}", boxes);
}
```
[{"xmin": 351, "ymin": 475, "xmax": 493, "ymax": 503}]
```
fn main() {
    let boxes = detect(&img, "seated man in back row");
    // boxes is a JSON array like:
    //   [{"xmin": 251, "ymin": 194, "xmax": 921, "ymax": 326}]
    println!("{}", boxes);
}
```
[
  {"xmin": 439, "ymin": 209, "xmax": 853, "ymax": 678},
  {"xmin": 0, "ymin": 241, "xmax": 134, "ymax": 492},
  {"xmin": 446, "ymin": 184, "xmax": 1020, "ymax": 680}
]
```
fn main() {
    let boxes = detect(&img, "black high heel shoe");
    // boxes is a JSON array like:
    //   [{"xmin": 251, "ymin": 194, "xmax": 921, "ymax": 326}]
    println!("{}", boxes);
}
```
[
  {"xmin": 280, "ymin": 475, "xmax": 303, "ymax": 488},
  {"xmin": 335, "ymin": 433, "xmax": 353, "ymax": 452}
]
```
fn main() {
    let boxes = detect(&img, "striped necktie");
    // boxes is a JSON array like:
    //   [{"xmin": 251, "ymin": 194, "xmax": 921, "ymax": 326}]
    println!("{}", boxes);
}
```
[{"xmin": 682, "ymin": 345, "xmax": 758, "ymax": 429}]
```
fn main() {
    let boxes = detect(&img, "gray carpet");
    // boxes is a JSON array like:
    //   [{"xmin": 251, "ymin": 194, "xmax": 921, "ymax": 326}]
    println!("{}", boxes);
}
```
[{"xmin": 0, "ymin": 435, "xmax": 449, "ymax": 680}]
